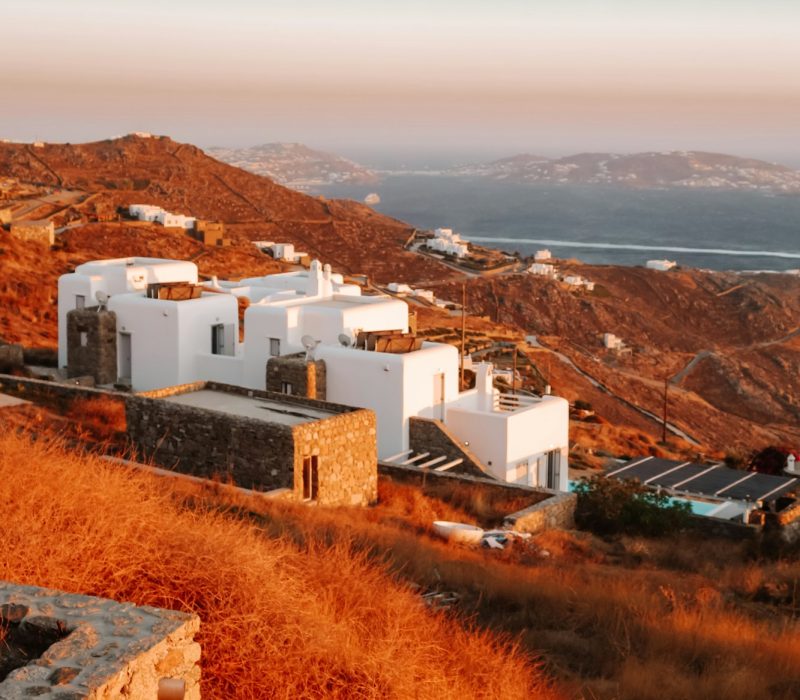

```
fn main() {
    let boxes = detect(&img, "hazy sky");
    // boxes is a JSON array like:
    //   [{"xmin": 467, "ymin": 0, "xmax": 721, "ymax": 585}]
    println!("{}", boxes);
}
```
[{"xmin": 2, "ymin": 0, "xmax": 799, "ymax": 166}]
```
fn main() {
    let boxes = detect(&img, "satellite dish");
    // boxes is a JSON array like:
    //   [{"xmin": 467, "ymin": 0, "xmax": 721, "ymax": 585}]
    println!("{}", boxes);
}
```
[
  {"xmin": 338, "ymin": 333, "xmax": 353, "ymax": 348},
  {"xmin": 301, "ymin": 334, "xmax": 320, "ymax": 361},
  {"xmin": 95, "ymin": 290, "xmax": 109, "ymax": 311}
]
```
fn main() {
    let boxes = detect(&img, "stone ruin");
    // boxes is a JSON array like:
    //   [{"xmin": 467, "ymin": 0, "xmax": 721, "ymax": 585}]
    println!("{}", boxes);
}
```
[{"xmin": 0, "ymin": 581, "xmax": 200, "ymax": 699}]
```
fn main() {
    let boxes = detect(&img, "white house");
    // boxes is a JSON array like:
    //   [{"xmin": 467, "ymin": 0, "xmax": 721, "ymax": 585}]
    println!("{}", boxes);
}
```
[
  {"xmin": 603, "ymin": 333, "xmax": 624, "ymax": 351},
  {"xmin": 426, "ymin": 228, "xmax": 469, "ymax": 258},
  {"xmin": 128, "ymin": 205, "xmax": 196, "ymax": 229},
  {"xmin": 128, "ymin": 204, "xmax": 164, "ymax": 222},
  {"xmin": 563, "ymin": 275, "xmax": 594, "ymax": 291},
  {"xmin": 157, "ymin": 211, "xmax": 196, "ymax": 229},
  {"xmin": 56, "ymin": 257, "xmax": 570, "ymax": 490},
  {"xmin": 528, "ymin": 263, "xmax": 557, "ymax": 277},
  {"xmin": 646, "ymin": 259, "xmax": 677, "ymax": 271},
  {"xmin": 534, "ymin": 249, "xmax": 552, "ymax": 261},
  {"xmin": 387, "ymin": 282, "xmax": 413, "ymax": 294},
  {"xmin": 57, "ymin": 257, "xmax": 199, "ymax": 368}
]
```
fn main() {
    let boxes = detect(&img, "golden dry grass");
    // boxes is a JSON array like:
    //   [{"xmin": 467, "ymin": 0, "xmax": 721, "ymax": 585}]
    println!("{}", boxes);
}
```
[
  {"xmin": 0, "ymin": 429, "xmax": 558, "ymax": 699},
  {"xmin": 183, "ymin": 483, "xmax": 800, "ymax": 700}
]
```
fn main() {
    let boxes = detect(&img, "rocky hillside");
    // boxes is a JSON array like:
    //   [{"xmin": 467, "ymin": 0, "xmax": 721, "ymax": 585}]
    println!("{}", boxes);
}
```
[
  {"xmin": 432, "ymin": 265, "xmax": 800, "ymax": 452},
  {"xmin": 0, "ymin": 134, "xmax": 449, "ymax": 283},
  {"xmin": 451, "ymin": 151, "xmax": 800, "ymax": 194},
  {"xmin": 207, "ymin": 142, "xmax": 379, "ymax": 188}
]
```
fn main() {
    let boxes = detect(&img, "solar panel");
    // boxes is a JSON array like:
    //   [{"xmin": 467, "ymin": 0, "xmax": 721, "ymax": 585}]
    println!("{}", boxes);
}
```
[{"xmin": 607, "ymin": 458, "xmax": 799, "ymax": 503}]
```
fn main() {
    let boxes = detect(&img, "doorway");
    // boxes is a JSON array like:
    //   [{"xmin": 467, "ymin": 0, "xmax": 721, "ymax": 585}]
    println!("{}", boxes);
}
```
[
  {"xmin": 118, "ymin": 332, "xmax": 132, "ymax": 383},
  {"xmin": 302, "ymin": 456, "xmax": 319, "ymax": 501}
]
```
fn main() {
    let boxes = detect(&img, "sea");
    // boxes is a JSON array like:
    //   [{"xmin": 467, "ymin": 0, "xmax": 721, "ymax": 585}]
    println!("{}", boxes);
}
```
[{"xmin": 315, "ymin": 176, "xmax": 800, "ymax": 272}]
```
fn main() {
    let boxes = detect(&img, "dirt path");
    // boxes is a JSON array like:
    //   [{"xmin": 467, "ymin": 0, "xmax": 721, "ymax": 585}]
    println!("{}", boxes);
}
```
[{"xmin": 530, "ymin": 337, "xmax": 701, "ymax": 445}]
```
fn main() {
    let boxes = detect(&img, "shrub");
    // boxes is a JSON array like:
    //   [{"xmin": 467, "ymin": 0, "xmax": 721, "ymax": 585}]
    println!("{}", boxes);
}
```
[{"xmin": 574, "ymin": 475, "xmax": 692, "ymax": 537}]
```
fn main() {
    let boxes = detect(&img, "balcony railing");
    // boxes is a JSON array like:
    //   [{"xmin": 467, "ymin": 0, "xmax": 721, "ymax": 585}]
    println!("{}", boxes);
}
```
[{"xmin": 493, "ymin": 393, "xmax": 541, "ymax": 412}]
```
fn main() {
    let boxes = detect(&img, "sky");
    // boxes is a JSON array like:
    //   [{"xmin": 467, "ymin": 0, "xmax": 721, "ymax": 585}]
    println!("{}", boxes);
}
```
[{"xmin": 2, "ymin": 0, "xmax": 799, "ymax": 166}]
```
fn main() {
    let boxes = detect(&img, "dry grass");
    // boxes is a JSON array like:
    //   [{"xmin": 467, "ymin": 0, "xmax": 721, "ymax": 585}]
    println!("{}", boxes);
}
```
[
  {"xmin": 65, "ymin": 396, "xmax": 127, "ymax": 442},
  {"xmin": 0, "ymin": 429, "xmax": 557, "ymax": 699},
  {"xmin": 178, "ymin": 482, "xmax": 800, "ymax": 700}
]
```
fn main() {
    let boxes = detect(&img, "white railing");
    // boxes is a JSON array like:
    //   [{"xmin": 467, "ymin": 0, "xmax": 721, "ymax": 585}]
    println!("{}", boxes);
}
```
[{"xmin": 493, "ymin": 393, "xmax": 541, "ymax": 412}]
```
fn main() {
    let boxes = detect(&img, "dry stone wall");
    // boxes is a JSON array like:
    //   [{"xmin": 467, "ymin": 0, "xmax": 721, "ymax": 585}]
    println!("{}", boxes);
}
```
[
  {"xmin": 266, "ymin": 354, "xmax": 326, "ymax": 400},
  {"xmin": 0, "ymin": 581, "xmax": 200, "ymax": 700},
  {"xmin": 125, "ymin": 393, "xmax": 297, "ymax": 491},
  {"xmin": 293, "ymin": 409, "xmax": 377, "ymax": 506},
  {"xmin": 128, "ymin": 381, "xmax": 378, "ymax": 504}
]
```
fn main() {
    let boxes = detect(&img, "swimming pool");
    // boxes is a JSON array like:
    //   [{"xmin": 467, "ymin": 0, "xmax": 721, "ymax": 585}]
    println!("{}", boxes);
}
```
[{"xmin": 569, "ymin": 480, "xmax": 727, "ymax": 517}]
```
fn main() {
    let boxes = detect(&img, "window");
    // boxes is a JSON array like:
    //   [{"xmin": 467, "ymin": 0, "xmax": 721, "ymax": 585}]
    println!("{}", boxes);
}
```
[
  {"xmin": 212, "ymin": 324, "xmax": 235, "ymax": 356},
  {"xmin": 211, "ymin": 324, "xmax": 226, "ymax": 355},
  {"xmin": 281, "ymin": 381, "xmax": 293, "ymax": 395},
  {"xmin": 546, "ymin": 450, "xmax": 561, "ymax": 489},
  {"xmin": 75, "ymin": 294, "xmax": 85, "ymax": 310},
  {"xmin": 80, "ymin": 331, "xmax": 88, "ymax": 347},
  {"xmin": 302, "ymin": 456, "xmax": 319, "ymax": 501},
  {"xmin": 269, "ymin": 337, "xmax": 281, "ymax": 356}
]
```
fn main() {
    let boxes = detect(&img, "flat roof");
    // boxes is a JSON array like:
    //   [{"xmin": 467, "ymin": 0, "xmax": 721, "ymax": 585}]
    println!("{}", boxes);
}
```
[
  {"xmin": 607, "ymin": 456, "xmax": 798, "ymax": 503},
  {"xmin": 162, "ymin": 389, "xmax": 336, "ymax": 426}
]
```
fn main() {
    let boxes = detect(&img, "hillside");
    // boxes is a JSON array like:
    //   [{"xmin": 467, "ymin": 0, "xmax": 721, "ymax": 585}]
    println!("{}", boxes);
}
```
[
  {"xmin": 207, "ymin": 142, "xmax": 379, "ymax": 188},
  {"xmin": 431, "ymin": 264, "xmax": 800, "ymax": 453},
  {"xmin": 0, "ymin": 135, "xmax": 450, "ymax": 283},
  {"xmin": 0, "ymin": 425, "xmax": 556, "ymax": 700},
  {"xmin": 451, "ymin": 151, "xmax": 800, "ymax": 194},
  {"xmin": 1, "ymin": 134, "xmax": 799, "ymax": 458}
]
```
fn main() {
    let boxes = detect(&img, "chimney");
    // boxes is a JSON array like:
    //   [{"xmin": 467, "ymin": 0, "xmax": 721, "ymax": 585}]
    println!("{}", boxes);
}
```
[{"xmin": 476, "ymin": 362, "xmax": 494, "ymax": 411}]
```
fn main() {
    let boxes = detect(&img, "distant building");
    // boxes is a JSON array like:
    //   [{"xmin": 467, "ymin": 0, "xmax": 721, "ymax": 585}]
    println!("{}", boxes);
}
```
[
  {"xmin": 603, "ymin": 333, "xmax": 624, "ymax": 351},
  {"xmin": 646, "ymin": 259, "xmax": 677, "ymax": 271},
  {"xmin": 32, "ymin": 142, "xmax": 44, "ymax": 149},
  {"xmin": 562, "ymin": 275, "xmax": 594, "ymax": 291},
  {"xmin": 534, "ymin": 249, "xmax": 552, "ymax": 261},
  {"xmin": 426, "ymin": 227, "xmax": 469, "ymax": 258},
  {"xmin": 128, "ymin": 204, "xmax": 195, "ymax": 229},
  {"xmin": 412, "ymin": 288, "xmax": 435, "ymax": 303},
  {"xmin": 388, "ymin": 282, "xmax": 413, "ymax": 294},
  {"xmin": 528, "ymin": 262, "xmax": 557, "ymax": 277},
  {"xmin": 10, "ymin": 219, "xmax": 54, "ymax": 245},
  {"xmin": 157, "ymin": 211, "xmax": 196, "ymax": 229},
  {"xmin": 191, "ymin": 220, "xmax": 230, "ymax": 247},
  {"xmin": 254, "ymin": 242, "xmax": 309, "ymax": 264}
]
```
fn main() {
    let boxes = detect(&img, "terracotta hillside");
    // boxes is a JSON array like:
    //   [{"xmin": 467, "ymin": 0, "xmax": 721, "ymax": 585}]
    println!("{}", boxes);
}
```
[{"xmin": 0, "ymin": 135, "xmax": 453, "ymax": 283}]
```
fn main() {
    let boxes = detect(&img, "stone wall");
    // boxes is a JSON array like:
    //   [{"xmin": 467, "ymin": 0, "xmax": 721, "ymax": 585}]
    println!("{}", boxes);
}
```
[
  {"xmin": 0, "ymin": 343, "xmax": 25, "ymax": 373},
  {"xmin": 128, "ymin": 381, "xmax": 377, "ymax": 505},
  {"xmin": 293, "ymin": 409, "xmax": 377, "ymax": 506},
  {"xmin": 408, "ymin": 417, "xmax": 488, "ymax": 477},
  {"xmin": 66, "ymin": 308, "xmax": 117, "ymax": 384},
  {"xmin": 0, "ymin": 581, "xmax": 200, "ymax": 699},
  {"xmin": 0, "ymin": 375, "xmax": 129, "ymax": 415},
  {"xmin": 125, "ymin": 393, "xmax": 297, "ymax": 491},
  {"xmin": 503, "ymin": 491, "xmax": 577, "ymax": 533},
  {"xmin": 9, "ymin": 221, "xmax": 55, "ymax": 246},
  {"xmin": 266, "ymin": 354, "xmax": 326, "ymax": 400}
]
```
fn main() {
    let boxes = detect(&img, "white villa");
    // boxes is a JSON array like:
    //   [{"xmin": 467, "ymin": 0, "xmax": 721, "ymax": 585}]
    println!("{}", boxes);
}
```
[
  {"xmin": 646, "ymin": 259, "xmax": 677, "ymax": 271},
  {"xmin": 528, "ymin": 262, "xmax": 557, "ymax": 277},
  {"xmin": 128, "ymin": 204, "xmax": 196, "ymax": 229},
  {"xmin": 57, "ymin": 257, "xmax": 569, "ymax": 490},
  {"xmin": 426, "ymin": 228, "xmax": 469, "ymax": 258}
]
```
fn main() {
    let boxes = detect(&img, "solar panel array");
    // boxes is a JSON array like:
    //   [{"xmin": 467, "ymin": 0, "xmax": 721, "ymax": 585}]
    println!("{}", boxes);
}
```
[{"xmin": 607, "ymin": 457, "xmax": 798, "ymax": 503}]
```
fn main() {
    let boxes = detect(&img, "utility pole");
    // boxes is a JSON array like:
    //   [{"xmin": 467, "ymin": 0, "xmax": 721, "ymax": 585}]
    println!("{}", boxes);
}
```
[
  {"xmin": 662, "ymin": 377, "xmax": 669, "ymax": 444},
  {"xmin": 512, "ymin": 346, "xmax": 517, "ymax": 395},
  {"xmin": 460, "ymin": 282, "xmax": 466, "ymax": 390}
]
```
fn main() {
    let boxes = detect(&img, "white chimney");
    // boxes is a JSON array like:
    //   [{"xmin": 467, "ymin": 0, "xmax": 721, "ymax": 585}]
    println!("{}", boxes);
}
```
[{"xmin": 476, "ymin": 362, "xmax": 494, "ymax": 411}]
